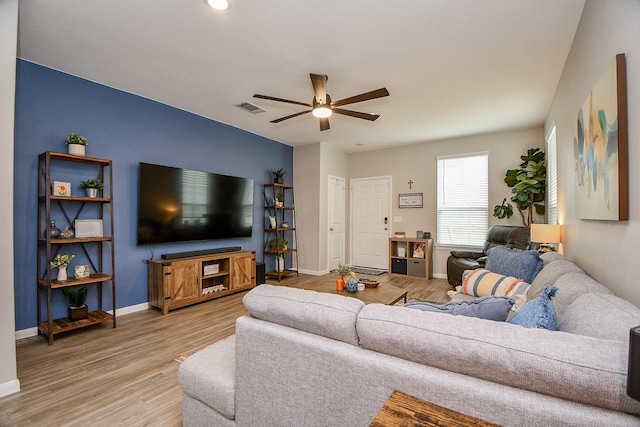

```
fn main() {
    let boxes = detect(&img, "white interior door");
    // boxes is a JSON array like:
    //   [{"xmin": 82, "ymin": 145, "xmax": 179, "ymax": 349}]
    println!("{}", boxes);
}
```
[
  {"xmin": 350, "ymin": 177, "xmax": 391, "ymax": 269},
  {"xmin": 327, "ymin": 176, "xmax": 346, "ymax": 272}
]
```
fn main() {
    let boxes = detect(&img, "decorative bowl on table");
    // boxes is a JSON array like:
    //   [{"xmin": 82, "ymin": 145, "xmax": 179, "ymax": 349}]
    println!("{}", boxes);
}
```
[{"xmin": 358, "ymin": 278, "xmax": 379, "ymax": 288}]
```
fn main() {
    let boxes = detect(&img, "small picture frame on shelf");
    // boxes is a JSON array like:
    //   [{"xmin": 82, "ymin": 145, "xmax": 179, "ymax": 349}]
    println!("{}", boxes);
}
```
[
  {"xmin": 74, "ymin": 264, "xmax": 90, "ymax": 279},
  {"xmin": 413, "ymin": 242, "xmax": 426, "ymax": 258},
  {"xmin": 75, "ymin": 219, "xmax": 103, "ymax": 238},
  {"xmin": 52, "ymin": 181, "xmax": 71, "ymax": 197},
  {"xmin": 398, "ymin": 193, "xmax": 423, "ymax": 208}
]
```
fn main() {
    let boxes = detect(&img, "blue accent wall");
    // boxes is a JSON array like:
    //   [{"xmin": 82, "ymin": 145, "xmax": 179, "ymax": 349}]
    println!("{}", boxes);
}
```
[{"xmin": 14, "ymin": 60, "xmax": 292, "ymax": 330}]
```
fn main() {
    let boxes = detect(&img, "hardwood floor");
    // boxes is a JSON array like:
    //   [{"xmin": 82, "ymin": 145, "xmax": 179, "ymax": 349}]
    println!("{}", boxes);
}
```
[{"xmin": 0, "ymin": 273, "xmax": 451, "ymax": 426}]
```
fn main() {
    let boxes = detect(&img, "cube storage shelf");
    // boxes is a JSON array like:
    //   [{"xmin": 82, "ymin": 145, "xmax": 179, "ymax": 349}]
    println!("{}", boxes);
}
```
[
  {"xmin": 389, "ymin": 237, "xmax": 433, "ymax": 280},
  {"xmin": 37, "ymin": 151, "xmax": 116, "ymax": 345}
]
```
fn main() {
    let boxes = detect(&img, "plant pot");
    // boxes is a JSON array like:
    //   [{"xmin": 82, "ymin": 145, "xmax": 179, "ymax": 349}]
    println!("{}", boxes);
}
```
[
  {"xmin": 68, "ymin": 144, "xmax": 85, "ymax": 156},
  {"xmin": 57, "ymin": 266, "xmax": 67, "ymax": 281},
  {"xmin": 274, "ymin": 177, "xmax": 284, "ymax": 184},
  {"xmin": 68, "ymin": 304, "xmax": 88, "ymax": 321},
  {"xmin": 85, "ymin": 188, "xmax": 98, "ymax": 198}
]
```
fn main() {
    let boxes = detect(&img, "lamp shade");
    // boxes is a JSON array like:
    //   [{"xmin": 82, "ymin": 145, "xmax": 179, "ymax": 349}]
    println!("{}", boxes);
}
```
[{"xmin": 530, "ymin": 224, "xmax": 561, "ymax": 244}]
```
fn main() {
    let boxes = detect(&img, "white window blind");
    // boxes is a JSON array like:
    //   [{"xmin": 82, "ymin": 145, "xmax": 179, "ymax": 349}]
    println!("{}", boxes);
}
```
[
  {"xmin": 437, "ymin": 152, "xmax": 488, "ymax": 246},
  {"xmin": 546, "ymin": 126, "xmax": 558, "ymax": 225}
]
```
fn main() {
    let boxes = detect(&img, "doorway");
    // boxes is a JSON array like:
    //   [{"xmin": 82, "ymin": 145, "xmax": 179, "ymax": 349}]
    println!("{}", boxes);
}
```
[
  {"xmin": 350, "ymin": 176, "xmax": 391, "ymax": 270},
  {"xmin": 327, "ymin": 176, "xmax": 346, "ymax": 272}
]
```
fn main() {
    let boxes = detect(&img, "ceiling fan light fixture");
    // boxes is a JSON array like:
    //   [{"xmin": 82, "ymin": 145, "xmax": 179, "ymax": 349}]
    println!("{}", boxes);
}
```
[
  {"xmin": 205, "ymin": 0, "xmax": 230, "ymax": 11},
  {"xmin": 312, "ymin": 106, "xmax": 332, "ymax": 118}
]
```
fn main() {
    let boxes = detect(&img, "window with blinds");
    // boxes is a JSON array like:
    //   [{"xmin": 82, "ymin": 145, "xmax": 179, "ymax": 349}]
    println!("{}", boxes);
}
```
[
  {"xmin": 546, "ymin": 126, "xmax": 558, "ymax": 225},
  {"xmin": 437, "ymin": 152, "xmax": 488, "ymax": 246},
  {"xmin": 181, "ymin": 169, "xmax": 210, "ymax": 225}
]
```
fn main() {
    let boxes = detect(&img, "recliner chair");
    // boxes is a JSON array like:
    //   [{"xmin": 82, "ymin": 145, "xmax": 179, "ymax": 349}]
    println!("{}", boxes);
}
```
[{"xmin": 446, "ymin": 225, "xmax": 531, "ymax": 287}]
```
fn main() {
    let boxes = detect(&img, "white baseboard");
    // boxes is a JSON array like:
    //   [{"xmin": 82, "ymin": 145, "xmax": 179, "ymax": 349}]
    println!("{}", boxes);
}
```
[
  {"xmin": 432, "ymin": 273, "xmax": 447, "ymax": 279},
  {"xmin": 15, "ymin": 302, "xmax": 150, "ymax": 341},
  {"xmin": 296, "ymin": 268, "xmax": 326, "ymax": 276},
  {"xmin": 0, "ymin": 379, "xmax": 20, "ymax": 398}
]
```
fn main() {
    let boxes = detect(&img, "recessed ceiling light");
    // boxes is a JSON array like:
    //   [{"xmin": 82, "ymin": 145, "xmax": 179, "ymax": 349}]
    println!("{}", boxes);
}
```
[{"xmin": 205, "ymin": 0, "xmax": 230, "ymax": 11}]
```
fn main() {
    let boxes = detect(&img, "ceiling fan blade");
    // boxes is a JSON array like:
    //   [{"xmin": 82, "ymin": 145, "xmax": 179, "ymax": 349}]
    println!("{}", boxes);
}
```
[
  {"xmin": 253, "ymin": 94, "xmax": 312, "ymax": 108},
  {"xmin": 332, "ymin": 107, "xmax": 380, "ymax": 121},
  {"xmin": 310, "ymin": 74, "xmax": 328, "ymax": 105},
  {"xmin": 319, "ymin": 117, "xmax": 330, "ymax": 131},
  {"xmin": 331, "ymin": 88, "xmax": 390, "ymax": 107},
  {"xmin": 270, "ymin": 110, "xmax": 312, "ymax": 123}
]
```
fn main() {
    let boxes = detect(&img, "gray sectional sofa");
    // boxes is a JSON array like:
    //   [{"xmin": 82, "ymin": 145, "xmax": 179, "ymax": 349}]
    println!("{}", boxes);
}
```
[{"xmin": 178, "ymin": 252, "xmax": 640, "ymax": 426}]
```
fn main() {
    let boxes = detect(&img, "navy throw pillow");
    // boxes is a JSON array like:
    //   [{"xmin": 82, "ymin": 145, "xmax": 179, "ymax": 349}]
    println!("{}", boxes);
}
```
[{"xmin": 485, "ymin": 246, "xmax": 543, "ymax": 283}]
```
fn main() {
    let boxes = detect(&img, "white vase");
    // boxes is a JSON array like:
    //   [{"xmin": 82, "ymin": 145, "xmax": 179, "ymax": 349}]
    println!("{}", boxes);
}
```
[
  {"xmin": 269, "ymin": 216, "xmax": 276, "ymax": 228},
  {"xmin": 276, "ymin": 256, "xmax": 285, "ymax": 272},
  {"xmin": 68, "ymin": 144, "xmax": 85, "ymax": 156},
  {"xmin": 57, "ymin": 266, "xmax": 67, "ymax": 281}
]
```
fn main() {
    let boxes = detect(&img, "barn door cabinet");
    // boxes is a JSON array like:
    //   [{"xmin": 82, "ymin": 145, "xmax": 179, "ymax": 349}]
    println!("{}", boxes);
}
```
[{"xmin": 147, "ymin": 250, "xmax": 255, "ymax": 315}]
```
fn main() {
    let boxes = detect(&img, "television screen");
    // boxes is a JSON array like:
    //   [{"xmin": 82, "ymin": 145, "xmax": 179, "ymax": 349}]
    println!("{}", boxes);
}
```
[{"xmin": 137, "ymin": 163, "xmax": 254, "ymax": 245}]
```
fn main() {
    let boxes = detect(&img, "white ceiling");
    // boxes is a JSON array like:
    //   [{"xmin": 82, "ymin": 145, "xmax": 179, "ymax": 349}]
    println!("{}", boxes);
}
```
[{"xmin": 17, "ymin": 0, "xmax": 585, "ymax": 153}]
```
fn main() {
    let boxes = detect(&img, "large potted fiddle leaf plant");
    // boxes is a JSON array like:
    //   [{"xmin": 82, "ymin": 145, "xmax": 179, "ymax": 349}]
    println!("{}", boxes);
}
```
[{"xmin": 493, "ymin": 147, "xmax": 546, "ymax": 228}]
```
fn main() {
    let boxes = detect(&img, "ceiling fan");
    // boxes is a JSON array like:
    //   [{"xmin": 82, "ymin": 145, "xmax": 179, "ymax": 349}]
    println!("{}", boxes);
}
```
[{"xmin": 253, "ymin": 73, "xmax": 389, "ymax": 131}]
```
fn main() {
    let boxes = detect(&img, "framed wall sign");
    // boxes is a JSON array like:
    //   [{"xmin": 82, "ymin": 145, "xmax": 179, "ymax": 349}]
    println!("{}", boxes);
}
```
[
  {"xmin": 398, "ymin": 193, "xmax": 423, "ymax": 208},
  {"xmin": 52, "ymin": 181, "xmax": 71, "ymax": 196}
]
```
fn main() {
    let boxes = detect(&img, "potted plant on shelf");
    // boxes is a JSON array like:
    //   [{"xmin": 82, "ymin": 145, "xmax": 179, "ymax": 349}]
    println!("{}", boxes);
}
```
[
  {"xmin": 275, "ymin": 191, "xmax": 285, "ymax": 207},
  {"xmin": 268, "ymin": 238, "xmax": 288, "ymax": 252},
  {"xmin": 79, "ymin": 178, "xmax": 104, "ymax": 198},
  {"xmin": 65, "ymin": 133, "xmax": 88, "ymax": 156},
  {"xmin": 50, "ymin": 253, "xmax": 75, "ymax": 281},
  {"xmin": 272, "ymin": 168, "xmax": 287, "ymax": 184},
  {"xmin": 61, "ymin": 286, "xmax": 89, "ymax": 321}
]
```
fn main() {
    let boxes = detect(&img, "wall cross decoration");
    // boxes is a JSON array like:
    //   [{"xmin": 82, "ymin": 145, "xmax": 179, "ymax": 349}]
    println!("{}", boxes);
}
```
[{"xmin": 408, "ymin": 179, "xmax": 414, "ymax": 189}]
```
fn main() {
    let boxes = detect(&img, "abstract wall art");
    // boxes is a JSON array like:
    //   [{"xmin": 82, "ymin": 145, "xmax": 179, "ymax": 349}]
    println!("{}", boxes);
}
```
[{"xmin": 573, "ymin": 53, "xmax": 628, "ymax": 220}]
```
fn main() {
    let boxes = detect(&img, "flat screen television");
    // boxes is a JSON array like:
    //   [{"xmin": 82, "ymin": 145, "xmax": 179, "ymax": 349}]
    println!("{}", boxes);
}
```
[{"xmin": 137, "ymin": 162, "xmax": 254, "ymax": 245}]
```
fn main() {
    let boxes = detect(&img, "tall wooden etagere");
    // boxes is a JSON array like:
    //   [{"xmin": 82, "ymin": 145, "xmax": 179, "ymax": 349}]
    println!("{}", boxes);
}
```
[
  {"xmin": 37, "ymin": 151, "xmax": 116, "ymax": 345},
  {"xmin": 263, "ymin": 183, "xmax": 299, "ymax": 281}
]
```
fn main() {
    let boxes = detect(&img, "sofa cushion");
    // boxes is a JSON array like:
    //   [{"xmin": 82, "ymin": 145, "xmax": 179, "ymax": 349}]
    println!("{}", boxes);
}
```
[
  {"xmin": 404, "ymin": 296, "xmax": 515, "ymax": 321},
  {"xmin": 242, "ymin": 284, "xmax": 364, "ymax": 346},
  {"xmin": 552, "ymin": 272, "xmax": 613, "ymax": 318},
  {"xmin": 356, "ymin": 304, "xmax": 640, "ymax": 414},
  {"xmin": 508, "ymin": 286, "xmax": 558, "ymax": 330},
  {"xmin": 178, "ymin": 335, "xmax": 236, "ymax": 420},
  {"xmin": 529, "ymin": 259, "xmax": 584, "ymax": 301},
  {"xmin": 485, "ymin": 246, "xmax": 543, "ymax": 283},
  {"xmin": 559, "ymin": 293, "xmax": 640, "ymax": 342}
]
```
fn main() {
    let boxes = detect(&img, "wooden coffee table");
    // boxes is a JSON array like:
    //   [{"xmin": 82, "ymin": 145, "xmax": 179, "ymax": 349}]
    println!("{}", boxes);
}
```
[
  {"xmin": 299, "ymin": 281, "xmax": 407, "ymax": 305},
  {"xmin": 371, "ymin": 390, "xmax": 498, "ymax": 427}
]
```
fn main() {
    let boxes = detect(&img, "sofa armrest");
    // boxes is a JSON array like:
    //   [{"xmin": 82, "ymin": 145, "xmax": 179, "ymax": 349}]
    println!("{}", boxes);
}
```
[{"xmin": 450, "ymin": 250, "xmax": 484, "ymax": 259}]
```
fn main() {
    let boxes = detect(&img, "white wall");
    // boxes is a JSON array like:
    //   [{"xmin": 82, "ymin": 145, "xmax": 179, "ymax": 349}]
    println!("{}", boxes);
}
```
[
  {"xmin": 0, "ymin": 0, "xmax": 20, "ymax": 398},
  {"xmin": 545, "ymin": 0, "xmax": 640, "ymax": 307},
  {"xmin": 296, "ymin": 128, "xmax": 544, "ymax": 277},
  {"xmin": 349, "ymin": 128, "xmax": 544, "ymax": 276},
  {"xmin": 294, "ymin": 142, "xmax": 349, "ymax": 274}
]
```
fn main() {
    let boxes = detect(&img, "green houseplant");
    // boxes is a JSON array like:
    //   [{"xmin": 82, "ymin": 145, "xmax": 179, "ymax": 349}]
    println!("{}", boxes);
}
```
[
  {"xmin": 333, "ymin": 264, "xmax": 352, "ymax": 291},
  {"xmin": 272, "ymin": 168, "xmax": 287, "ymax": 184},
  {"xmin": 79, "ymin": 178, "xmax": 104, "ymax": 198},
  {"xmin": 493, "ymin": 147, "xmax": 546, "ymax": 228},
  {"xmin": 65, "ymin": 133, "xmax": 88, "ymax": 156},
  {"xmin": 268, "ymin": 238, "xmax": 288, "ymax": 251},
  {"xmin": 61, "ymin": 286, "xmax": 88, "ymax": 321}
]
